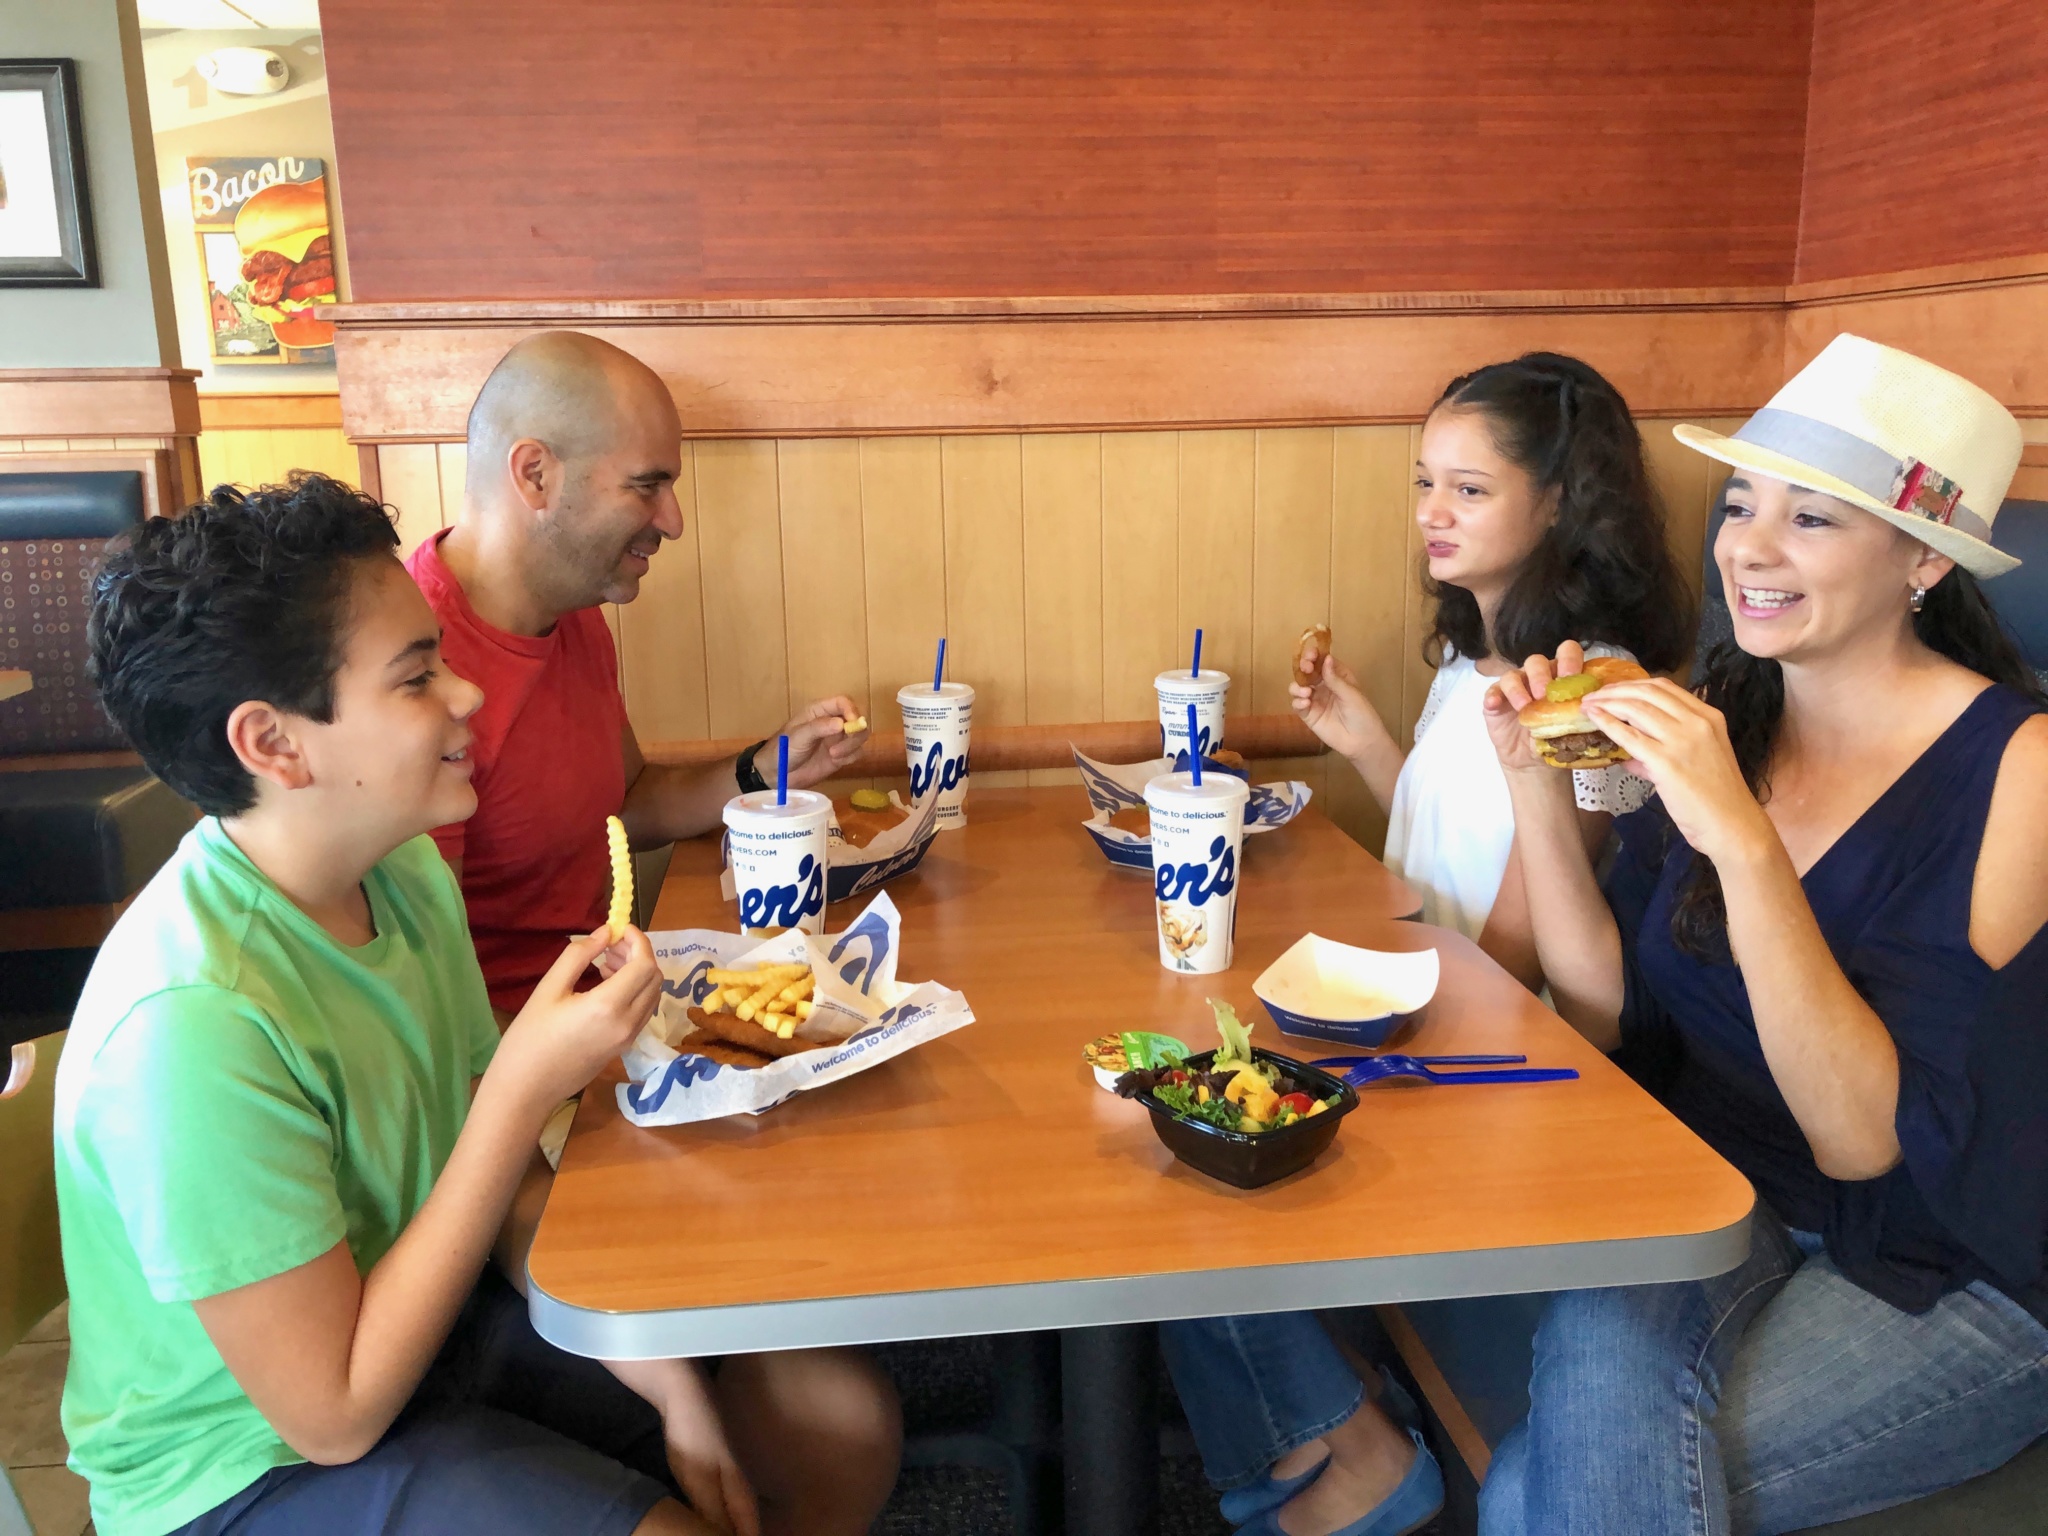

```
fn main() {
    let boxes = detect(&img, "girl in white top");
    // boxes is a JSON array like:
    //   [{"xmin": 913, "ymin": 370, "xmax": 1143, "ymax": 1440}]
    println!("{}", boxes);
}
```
[{"xmin": 1294, "ymin": 352, "xmax": 1694, "ymax": 992}]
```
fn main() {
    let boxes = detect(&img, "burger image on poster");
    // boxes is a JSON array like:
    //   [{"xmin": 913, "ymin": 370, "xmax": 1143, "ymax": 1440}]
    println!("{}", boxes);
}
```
[{"xmin": 234, "ymin": 181, "xmax": 336, "ymax": 351}]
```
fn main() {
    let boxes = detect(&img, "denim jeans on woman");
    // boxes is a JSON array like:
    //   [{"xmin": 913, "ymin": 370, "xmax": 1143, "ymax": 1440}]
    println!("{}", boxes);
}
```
[
  {"xmin": 1479, "ymin": 1205, "xmax": 2048, "ymax": 1536},
  {"xmin": 1159, "ymin": 1313, "xmax": 1365, "ymax": 1489}
]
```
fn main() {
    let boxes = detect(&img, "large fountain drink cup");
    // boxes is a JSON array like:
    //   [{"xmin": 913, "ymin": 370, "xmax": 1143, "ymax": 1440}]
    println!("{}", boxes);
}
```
[
  {"xmin": 1144, "ymin": 770, "xmax": 1250, "ymax": 974},
  {"xmin": 897, "ymin": 681, "xmax": 974, "ymax": 830},
  {"xmin": 1154, "ymin": 668, "xmax": 1230, "ymax": 760},
  {"xmin": 723, "ymin": 789, "xmax": 832, "ymax": 935}
]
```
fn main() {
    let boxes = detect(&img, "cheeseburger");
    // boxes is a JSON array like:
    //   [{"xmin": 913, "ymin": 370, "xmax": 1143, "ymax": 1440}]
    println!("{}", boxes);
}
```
[
  {"xmin": 1517, "ymin": 655, "xmax": 1647, "ymax": 768},
  {"xmin": 234, "ymin": 180, "xmax": 336, "ymax": 349}
]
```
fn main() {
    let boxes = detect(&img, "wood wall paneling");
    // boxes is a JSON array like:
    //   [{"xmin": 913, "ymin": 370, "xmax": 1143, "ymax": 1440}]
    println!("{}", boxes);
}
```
[
  {"xmin": 939, "ymin": 435, "xmax": 1028, "ymax": 732},
  {"xmin": 1798, "ymin": 0, "xmax": 2048, "ymax": 284},
  {"xmin": 693, "ymin": 440, "xmax": 790, "ymax": 739},
  {"xmin": 776, "ymin": 437, "xmax": 870, "ymax": 713},
  {"xmin": 1175, "ymin": 430, "xmax": 1256, "ymax": 706},
  {"xmin": 375, "ymin": 442, "xmax": 446, "ymax": 556},
  {"xmin": 1100, "ymin": 432, "xmax": 1181, "ymax": 724},
  {"xmin": 1021, "ymin": 434, "xmax": 1105, "ymax": 729},
  {"xmin": 858, "ymin": 437, "xmax": 950, "ymax": 720},
  {"xmin": 618, "ymin": 443, "xmax": 711, "ymax": 743},
  {"xmin": 1783, "ymin": 278, "xmax": 2048, "ymax": 415},
  {"xmin": 320, "ymin": 1, "xmax": 1811, "ymax": 301},
  {"xmin": 331, "ymin": 305, "xmax": 1791, "ymax": 442}
]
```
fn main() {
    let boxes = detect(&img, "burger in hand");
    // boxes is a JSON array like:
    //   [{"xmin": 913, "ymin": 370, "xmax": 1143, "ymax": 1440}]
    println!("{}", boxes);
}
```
[
  {"xmin": 234, "ymin": 180, "xmax": 337, "ymax": 349},
  {"xmin": 1517, "ymin": 656, "xmax": 1648, "ymax": 768}
]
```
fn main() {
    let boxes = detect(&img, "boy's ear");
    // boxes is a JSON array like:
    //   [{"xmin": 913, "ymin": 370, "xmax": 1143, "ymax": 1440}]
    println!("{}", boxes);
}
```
[{"xmin": 225, "ymin": 701, "xmax": 314, "ymax": 794}]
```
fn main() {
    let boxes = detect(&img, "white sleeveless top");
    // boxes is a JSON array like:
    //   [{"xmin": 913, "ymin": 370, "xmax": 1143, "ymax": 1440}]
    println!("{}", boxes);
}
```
[{"xmin": 1381, "ymin": 644, "xmax": 1651, "ymax": 940}]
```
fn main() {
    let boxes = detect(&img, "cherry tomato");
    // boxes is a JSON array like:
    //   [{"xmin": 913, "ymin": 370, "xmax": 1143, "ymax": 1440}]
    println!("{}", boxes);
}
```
[
  {"xmin": 1277, "ymin": 1092, "xmax": 1315, "ymax": 1117},
  {"xmin": 1166, "ymin": 1069, "xmax": 1190, "ymax": 1086}
]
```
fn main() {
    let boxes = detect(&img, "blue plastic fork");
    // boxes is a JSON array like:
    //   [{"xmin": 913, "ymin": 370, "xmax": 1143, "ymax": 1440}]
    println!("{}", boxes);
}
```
[{"xmin": 1311, "ymin": 1053, "xmax": 1580, "ymax": 1087}]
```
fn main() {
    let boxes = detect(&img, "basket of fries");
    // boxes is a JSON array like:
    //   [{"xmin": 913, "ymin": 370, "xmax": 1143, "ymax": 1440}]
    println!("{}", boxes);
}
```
[{"xmin": 619, "ymin": 891, "xmax": 974, "ymax": 1125}]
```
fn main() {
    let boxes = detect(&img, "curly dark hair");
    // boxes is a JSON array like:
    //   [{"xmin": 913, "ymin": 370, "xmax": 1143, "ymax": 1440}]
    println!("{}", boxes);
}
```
[
  {"xmin": 1669, "ymin": 570, "xmax": 2046, "ymax": 959},
  {"xmin": 88, "ymin": 473, "xmax": 401, "ymax": 817},
  {"xmin": 1425, "ymin": 353, "xmax": 1694, "ymax": 674}
]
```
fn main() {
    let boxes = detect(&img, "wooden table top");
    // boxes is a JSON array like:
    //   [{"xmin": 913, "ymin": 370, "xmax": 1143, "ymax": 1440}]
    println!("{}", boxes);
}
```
[
  {"xmin": 528, "ymin": 787, "xmax": 1752, "ymax": 1358},
  {"xmin": 0, "ymin": 671, "xmax": 31, "ymax": 703}
]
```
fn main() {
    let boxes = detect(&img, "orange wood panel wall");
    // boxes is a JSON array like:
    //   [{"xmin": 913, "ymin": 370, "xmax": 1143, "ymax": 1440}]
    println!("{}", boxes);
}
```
[
  {"xmin": 1798, "ymin": 0, "xmax": 2048, "ymax": 283},
  {"xmin": 320, "ymin": 0, "xmax": 1812, "ymax": 301}
]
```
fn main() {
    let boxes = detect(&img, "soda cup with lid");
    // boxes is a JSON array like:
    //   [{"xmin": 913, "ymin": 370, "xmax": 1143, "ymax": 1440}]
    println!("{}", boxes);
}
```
[
  {"xmin": 723, "ymin": 789, "xmax": 831, "ymax": 935},
  {"xmin": 1155, "ymin": 668, "xmax": 1229, "ymax": 761},
  {"xmin": 898, "ymin": 681, "xmax": 974, "ymax": 830},
  {"xmin": 1143, "ymin": 770, "xmax": 1250, "ymax": 973}
]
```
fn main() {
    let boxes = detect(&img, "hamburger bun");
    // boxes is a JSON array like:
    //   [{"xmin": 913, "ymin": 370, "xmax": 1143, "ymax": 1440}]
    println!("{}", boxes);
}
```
[
  {"xmin": 233, "ymin": 179, "xmax": 330, "ymax": 260},
  {"xmin": 1292, "ymin": 623, "xmax": 1331, "ymax": 688},
  {"xmin": 1517, "ymin": 657, "xmax": 1648, "ymax": 769}
]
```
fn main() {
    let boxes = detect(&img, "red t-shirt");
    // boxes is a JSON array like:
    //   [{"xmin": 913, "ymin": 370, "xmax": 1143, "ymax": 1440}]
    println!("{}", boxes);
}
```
[{"xmin": 406, "ymin": 531, "xmax": 627, "ymax": 1015}]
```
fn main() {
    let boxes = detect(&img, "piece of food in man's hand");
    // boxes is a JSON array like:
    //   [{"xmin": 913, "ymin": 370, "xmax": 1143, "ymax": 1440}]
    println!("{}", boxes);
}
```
[
  {"xmin": 1292, "ymin": 623, "xmax": 1332, "ymax": 688},
  {"xmin": 1517, "ymin": 657, "xmax": 1649, "ymax": 767},
  {"xmin": 842, "ymin": 715, "xmax": 869, "ymax": 734},
  {"xmin": 838, "ymin": 788, "xmax": 910, "ymax": 848},
  {"xmin": 604, "ymin": 815, "xmax": 633, "ymax": 942},
  {"xmin": 1108, "ymin": 805, "xmax": 1150, "ymax": 837}
]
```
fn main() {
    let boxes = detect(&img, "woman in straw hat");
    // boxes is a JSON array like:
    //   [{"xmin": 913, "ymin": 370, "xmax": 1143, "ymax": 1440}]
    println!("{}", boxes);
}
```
[{"xmin": 1476, "ymin": 334, "xmax": 2048, "ymax": 1533}]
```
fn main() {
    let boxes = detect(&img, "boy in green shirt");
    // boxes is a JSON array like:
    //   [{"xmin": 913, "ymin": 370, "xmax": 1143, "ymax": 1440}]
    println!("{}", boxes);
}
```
[{"xmin": 56, "ymin": 476, "xmax": 897, "ymax": 1536}]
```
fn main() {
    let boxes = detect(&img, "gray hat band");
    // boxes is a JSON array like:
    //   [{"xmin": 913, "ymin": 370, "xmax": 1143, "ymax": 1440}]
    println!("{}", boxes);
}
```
[{"xmin": 1732, "ymin": 407, "xmax": 1992, "ymax": 542}]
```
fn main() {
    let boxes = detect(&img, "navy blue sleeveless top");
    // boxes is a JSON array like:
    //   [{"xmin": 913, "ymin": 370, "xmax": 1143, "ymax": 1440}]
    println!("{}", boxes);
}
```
[{"xmin": 1605, "ymin": 684, "xmax": 2048, "ymax": 1320}]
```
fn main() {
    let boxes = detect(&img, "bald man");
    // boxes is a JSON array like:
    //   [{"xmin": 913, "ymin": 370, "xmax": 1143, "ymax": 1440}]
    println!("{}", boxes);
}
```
[
  {"xmin": 403, "ymin": 334, "xmax": 900, "ymax": 1534},
  {"xmin": 407, "ymin": 332, "xmax": 868, "ymax": 1018}
]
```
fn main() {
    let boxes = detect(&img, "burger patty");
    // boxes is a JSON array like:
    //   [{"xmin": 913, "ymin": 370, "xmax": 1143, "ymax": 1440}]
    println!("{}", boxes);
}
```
[
  {"xmin": 1540, "ymin": 731, "xmax": 1614, "ymax": 755},
  {"xmin": 241, "ymin": 248, "xmax": 294, "ymax": 305}
]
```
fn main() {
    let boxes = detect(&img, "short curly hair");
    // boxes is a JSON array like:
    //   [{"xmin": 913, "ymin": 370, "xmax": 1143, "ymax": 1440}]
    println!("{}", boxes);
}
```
[{"xmin": 88, "ymin": 473, "xmax": 401, "ymax": 816}]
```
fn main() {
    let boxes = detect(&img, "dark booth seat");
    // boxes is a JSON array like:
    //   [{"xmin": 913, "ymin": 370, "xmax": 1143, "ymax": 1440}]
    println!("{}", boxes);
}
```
[{"xmin": 1, "ymin": 472, "xmax": 197, "ymax": 1050}]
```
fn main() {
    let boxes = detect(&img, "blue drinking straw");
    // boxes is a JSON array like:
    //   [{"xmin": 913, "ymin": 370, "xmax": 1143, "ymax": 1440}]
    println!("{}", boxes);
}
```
[
  {"xmin": 776, "ymin": 734, "xmax": 789, "ymax": 806},
  {"xmin": 1190, "ymin": 627, "xmax": 1204, "ymax": 679},
  {"xmin": 933, "ymin": 636, "xmax": 947, "ymax": 692},
  {"xmin": 1188, "ymin": 703, "xmax": 1203, "ymax": 786}
]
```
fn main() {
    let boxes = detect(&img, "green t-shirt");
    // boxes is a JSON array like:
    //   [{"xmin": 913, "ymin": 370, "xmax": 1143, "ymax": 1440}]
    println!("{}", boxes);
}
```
[{"xmin": 53, "ymin": 818, "xmax": 500, "ymax": 1536}]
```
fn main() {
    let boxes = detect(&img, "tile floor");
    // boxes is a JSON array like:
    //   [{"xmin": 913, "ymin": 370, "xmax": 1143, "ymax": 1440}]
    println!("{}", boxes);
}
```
[{"xmin": 0, "ymin": 1303, "xmax": 90, "ymax": 1536}]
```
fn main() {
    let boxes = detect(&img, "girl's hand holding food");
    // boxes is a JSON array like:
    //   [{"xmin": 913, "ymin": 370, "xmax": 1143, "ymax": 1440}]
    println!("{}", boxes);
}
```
[
  {"xmin": 1288, "ymin": 644, "xmax": 1383, "ymax": 761},
  {"xmin": 1581, "ymin": 679, "xmax": 1776, "ymax": 868}
]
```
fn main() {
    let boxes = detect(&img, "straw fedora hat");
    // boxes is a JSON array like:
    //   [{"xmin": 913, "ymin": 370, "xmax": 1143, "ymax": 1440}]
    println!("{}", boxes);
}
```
[{"xmin": 1674, "ymin": 334, "xmax": 2023, "ymax": 579}]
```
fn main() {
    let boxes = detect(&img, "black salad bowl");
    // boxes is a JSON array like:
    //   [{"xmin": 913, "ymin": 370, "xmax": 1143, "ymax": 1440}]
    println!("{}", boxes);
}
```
[{"xmin": 1135, "ymin": 1047, "xmax": 1359, "ymax": 1189}]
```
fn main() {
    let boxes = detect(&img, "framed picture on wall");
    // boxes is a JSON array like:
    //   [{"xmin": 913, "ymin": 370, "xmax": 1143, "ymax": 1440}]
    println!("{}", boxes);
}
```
[
  {"xmin": 188, "ymin": 156, "xmax": 336, "ymax": 363},
  {"xmin": 0, "ymin": 59, "xmax": 98, "ymax": 287}
]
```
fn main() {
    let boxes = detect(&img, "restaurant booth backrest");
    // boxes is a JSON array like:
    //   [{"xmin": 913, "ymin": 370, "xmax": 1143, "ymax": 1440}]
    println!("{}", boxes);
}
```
[
  {"xmin": 1389, "ymin": 489, "xmax": 2048, "ymax": 1535},
  {"xmin": 0, "ymin": 472, "xmax": 197, "ymax": 1369}
]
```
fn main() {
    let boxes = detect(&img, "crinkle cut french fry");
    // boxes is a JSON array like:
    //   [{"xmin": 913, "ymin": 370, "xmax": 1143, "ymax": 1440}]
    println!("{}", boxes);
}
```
[
  {"xmin": 604, "ymin": 816, "xmax": 633, "ymax": 942},
  {"xmin": 701, "ymin": 988, "xmax": 726, "ymax": 1013},
  {"xmin": 777, "ymin": 1020, "xmax": 796, "ymax": 1039},
  {"xmin": 706, "ymin": 964, "xmax": 805, "ymax": 986},
  {"xmin": 775, "ymin": 973, "xmax": 814, "ymax": 1005},
  {"xmin": 842, "ymin": 715, "xmax": 868, "ymax": 733},
  {"xmin": 794, "ymin": 999, "xmax": 814, "ymax": 1019},
  {"xmin": 735, "ymin": 976, "xmax": 789, "ymax": 1021}
]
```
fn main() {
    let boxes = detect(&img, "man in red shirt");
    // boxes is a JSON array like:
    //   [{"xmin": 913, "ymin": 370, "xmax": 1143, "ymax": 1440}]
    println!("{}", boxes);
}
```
[
  {"xmin": 408, "ymin": 332, "xmax": 869, "ymax": 1020},
  {"xmin": 406, "ymin": 331, "xmax": 897, "ymax": 1535}
]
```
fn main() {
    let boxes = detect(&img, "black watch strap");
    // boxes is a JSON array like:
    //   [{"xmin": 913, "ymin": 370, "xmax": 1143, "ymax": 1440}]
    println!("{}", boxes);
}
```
[{"xmin": 735, "ymin": 739, "xmax": 772, "ymax": 795}]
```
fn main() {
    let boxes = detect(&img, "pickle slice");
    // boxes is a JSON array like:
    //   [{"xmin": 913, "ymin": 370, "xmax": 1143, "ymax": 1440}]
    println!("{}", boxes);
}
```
[
  {"xmin": 849, "ymin": 787, "xmax": 892, "ymax": 810},
  {"xmin": 1545, "ymin": 672, "xmax": 1603, "ymax": 703}
]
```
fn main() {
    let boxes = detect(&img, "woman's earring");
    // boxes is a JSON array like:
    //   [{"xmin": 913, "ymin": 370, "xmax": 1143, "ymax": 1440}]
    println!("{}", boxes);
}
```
[{"xmin": 1910, "ymin": 585, "xmax": 1927, "ymax": 613}]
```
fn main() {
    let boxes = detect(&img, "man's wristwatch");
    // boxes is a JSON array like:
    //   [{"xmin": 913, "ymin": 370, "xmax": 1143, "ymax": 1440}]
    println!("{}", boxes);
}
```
[{"xmin": 735, "ymin": 739, "xmax": 772, "ymax": 795}]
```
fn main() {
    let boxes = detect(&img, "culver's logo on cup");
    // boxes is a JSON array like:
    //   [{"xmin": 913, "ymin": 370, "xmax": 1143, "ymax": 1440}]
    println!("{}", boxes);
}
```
[
  {"xmin": 898, "ymin": 681, "xmax": 974, "ymax": 830},
  {"xmin": 723, "ymin": 789, "xmax": 832, "ymax": 935},
  {"xmin": 1143, "ymin": 771, "xmax": 1250, "ymax": 974}
]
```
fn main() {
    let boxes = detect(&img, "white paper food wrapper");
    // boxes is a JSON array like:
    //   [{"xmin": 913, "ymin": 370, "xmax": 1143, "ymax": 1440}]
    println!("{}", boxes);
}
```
[
  {"xmin": 719, "ymin": 789, "xmax": 943, "ymax": 907},
  {"xmin": 617, "ymin": 890, "xmax": 974, "ymax": 1125},
  {"xmin": 1073, "ymin": 749, "xmax": 1311, "ymax": 870}
]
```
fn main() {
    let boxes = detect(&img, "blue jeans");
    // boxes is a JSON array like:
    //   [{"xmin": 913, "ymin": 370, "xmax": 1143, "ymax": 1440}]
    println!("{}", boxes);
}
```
[
  {"xmin": 1159, "ymin": 1313, "xmax": 1365, "ymax": 1489},
  {"xmin": 1479, "ymin": 1209, "xmax": 2048, "ymax": 1535}
]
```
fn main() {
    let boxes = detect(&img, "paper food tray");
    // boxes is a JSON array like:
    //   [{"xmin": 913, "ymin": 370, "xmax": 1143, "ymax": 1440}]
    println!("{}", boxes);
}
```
[
  {"xmin": 1073, "ymin": 748, "xmax": 1311, "ymax": 870},
  {"xmin": 618, "ymin": 890, "xmax": 974, "ymax": 1125},
  {"xmin": 719, "ymin": 788, "xmax": 942, "ymax": 906}
]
